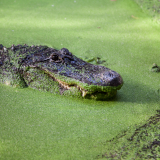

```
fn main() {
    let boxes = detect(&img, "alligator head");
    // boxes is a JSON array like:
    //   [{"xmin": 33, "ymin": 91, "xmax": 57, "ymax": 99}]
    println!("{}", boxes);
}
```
[{"xmin": 0, "ymin": 44, "xmax": 123, "ymax": 100}]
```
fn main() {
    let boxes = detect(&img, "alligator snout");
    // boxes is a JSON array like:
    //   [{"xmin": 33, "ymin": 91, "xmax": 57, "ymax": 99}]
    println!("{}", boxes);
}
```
[{"xmin": 102, "ymin": 70, "xmax": 123, "ymax": 87}]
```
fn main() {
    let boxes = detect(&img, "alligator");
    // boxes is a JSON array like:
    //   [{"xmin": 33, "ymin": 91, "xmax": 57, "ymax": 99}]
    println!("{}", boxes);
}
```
[{"xmin": 0, "ymin": 44, "xmax": 123, "ymax": 100}]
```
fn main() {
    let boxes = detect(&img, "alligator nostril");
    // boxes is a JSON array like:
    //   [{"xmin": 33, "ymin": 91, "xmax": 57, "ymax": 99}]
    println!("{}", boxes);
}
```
[
  {"xmin": 109, "ymin": 76, "xmax": 123, "ymax": 86},
  {"xmin": 109, "ymin": 78, "xmax": 117, "ymax": 86}
]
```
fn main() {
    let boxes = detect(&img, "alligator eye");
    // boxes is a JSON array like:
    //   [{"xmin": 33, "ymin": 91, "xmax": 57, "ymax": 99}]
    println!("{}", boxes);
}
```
[{"xmin": 51, "ymin": 55, "xmax": 59, "ymax": 61}]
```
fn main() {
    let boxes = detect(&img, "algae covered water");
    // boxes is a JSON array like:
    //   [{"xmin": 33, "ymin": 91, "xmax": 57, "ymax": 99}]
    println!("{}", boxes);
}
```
[{"xmin": 0, "ymin": 0, "xmax": 160, "ymax": 159}]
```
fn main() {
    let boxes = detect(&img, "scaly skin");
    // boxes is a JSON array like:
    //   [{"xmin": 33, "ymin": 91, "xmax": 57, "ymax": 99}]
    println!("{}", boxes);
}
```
[{"xmin": 0, "ymin": 44, "xmax": 123, "ymax": 100}]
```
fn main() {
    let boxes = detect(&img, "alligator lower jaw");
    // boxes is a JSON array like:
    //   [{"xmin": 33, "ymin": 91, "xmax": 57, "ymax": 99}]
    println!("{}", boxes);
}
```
[
  {"xmin": 56, "ymin": 78, "xmax": 121, "ymax": 100},
  {"xmin": 50, "ymin": 76, "xmax": 120, "ymax": 100}
]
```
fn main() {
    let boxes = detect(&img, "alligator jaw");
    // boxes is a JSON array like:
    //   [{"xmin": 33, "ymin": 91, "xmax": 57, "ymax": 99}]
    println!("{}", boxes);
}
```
[
  {"xmin": 26, "ymin": 64, "xmax": 123, "ymax": 100},
  {"xmin": 40, "ymin": 66, "xmax": 123, "ymax": 100}
]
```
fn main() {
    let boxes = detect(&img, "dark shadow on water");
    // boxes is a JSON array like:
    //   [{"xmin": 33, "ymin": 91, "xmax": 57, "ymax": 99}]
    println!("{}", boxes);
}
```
[{"xmin": 113, "ymin": 81, "xmax": 160, "ymax": 104}]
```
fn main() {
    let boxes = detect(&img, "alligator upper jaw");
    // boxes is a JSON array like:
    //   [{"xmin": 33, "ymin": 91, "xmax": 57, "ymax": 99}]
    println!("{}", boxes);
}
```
[{"xmin": 26, "ymin": 53, "xmax": 123, "ymax": 88}]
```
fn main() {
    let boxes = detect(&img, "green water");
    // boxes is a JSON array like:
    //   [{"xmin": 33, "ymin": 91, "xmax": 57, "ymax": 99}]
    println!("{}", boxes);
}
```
[
  {"xmin": 134, "ymin": 0, "xmax": 160, "ymax": 21},
  {"xmin": 0, "ymin": 0, "xmax": 160, "ymax": 159}
]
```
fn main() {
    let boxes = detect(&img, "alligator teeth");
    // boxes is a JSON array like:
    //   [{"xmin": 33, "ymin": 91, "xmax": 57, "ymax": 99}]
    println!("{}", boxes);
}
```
[
  {"xmin": 5, "ymin": 80, "xmax": 10, "ymax": 85},
  {"xmin": 3, "ymin": 47, "xmax": 7, "ymax": 52},
  {"xmin": 56, "ymin": 78, "xmax": 71, "ymax": 90},
  {"xmin": 82, "ymin": 90, "xmax": 87, "ymax": 97}
]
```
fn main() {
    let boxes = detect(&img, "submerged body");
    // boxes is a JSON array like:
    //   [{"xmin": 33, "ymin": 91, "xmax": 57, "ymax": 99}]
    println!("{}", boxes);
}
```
[{"xmin": 0, "ymin": 44, "xmax": 123, "ymax": 100}]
